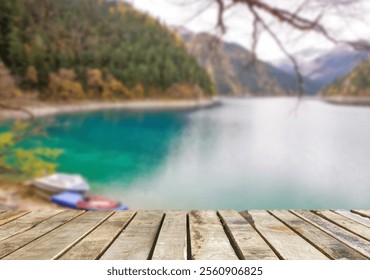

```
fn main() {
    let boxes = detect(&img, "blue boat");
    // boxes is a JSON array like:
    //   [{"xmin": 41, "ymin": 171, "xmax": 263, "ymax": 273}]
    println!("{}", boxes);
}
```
[{"xmin": 51, "ymin": 191, "xmax": 129, "ymax": 211}]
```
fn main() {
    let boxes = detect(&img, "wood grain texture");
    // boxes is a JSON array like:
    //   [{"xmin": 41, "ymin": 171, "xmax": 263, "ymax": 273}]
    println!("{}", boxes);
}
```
[
  {"xmin": 0, "ymin": 210, "xmax": 61, "ymax": 241},
  {"xmin": 0, "ymin": 211, "xmax": 30, "ymax": 226},
  {"xmin": 247, "ymin": 210, "xmax": 328, "ymax": 260},
  {"xmin": 351, "ymin": 210, "xmax": 370, "ymax": 219},
  {"xmin": 316, "ymin": 210, "xmax": 370, "ymax": 242},
  {"xmin": 59, "ymin": 211, "xmax": 135, "ymax": 260},
  {"xmin": 219, "ymin": 210, "xmax": 278, "ymax": 260},
  {"xmin": 189, "ymin": 210, "xmax": 238, "ymax": 260},
  {"xmin": 152, "ymin": 211, "xmax": 187, "ymax": 260},
  {"xmin": 0, "ymin": 210, "xmax": 83, "ymax": 259},
  {"xmin": 100, "ymin": 211, "xmax": 164, "ymax": 260},
  {"xmin": 3, "ymin": 211, "xmax": 112, "ymax": 260},
  {"xmin": 336, "ymin": 210, "xmax": 370, "ymax": 228},
  {"xmin": 293, "ymin": 210, "xmax": 370, "ymax": 258},
  {"xmin": 270, "ymin": 210, "xmax": 366, "ymax": 260}
]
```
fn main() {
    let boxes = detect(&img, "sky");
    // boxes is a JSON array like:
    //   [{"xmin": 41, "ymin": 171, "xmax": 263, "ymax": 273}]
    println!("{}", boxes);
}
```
[{"xmin": 126, "ymin": 0, "xmax": 370, "ymax": 62}]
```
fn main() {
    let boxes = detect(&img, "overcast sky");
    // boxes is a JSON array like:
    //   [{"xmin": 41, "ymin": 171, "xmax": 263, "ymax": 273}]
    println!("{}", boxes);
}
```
[{"xmin": 126, "ymin": 0, "xmax": 370, "ymax": 62}]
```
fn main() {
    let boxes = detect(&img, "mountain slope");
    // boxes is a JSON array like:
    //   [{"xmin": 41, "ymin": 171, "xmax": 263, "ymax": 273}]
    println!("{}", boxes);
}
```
[
  {"xmin": 177, "ymin": 29, "xmax": 320, "ymax": 96},
  {"xmin": 0, "ymin": 0, "xmax": 214, "ymax": 100},
  {"xmin": 322, "ymin": 57, "xmax": 370, "ymax": 97},
  {"xmin": 277, "ymin": 44, "xmax": 369, "ymax": 88}
]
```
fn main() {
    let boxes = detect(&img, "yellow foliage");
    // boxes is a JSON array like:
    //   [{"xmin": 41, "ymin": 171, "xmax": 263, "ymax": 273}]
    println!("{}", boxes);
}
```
[
  {"xmin": 13, "ymin": 148, "xmax": 62, "ymax": 177},
  {"xmin": 0, "ymin": 124, "xmax": 62, "ymax": 177},
  {"xmin": 0, "ymin": 132, "xmax": 14, "ymax": 150},
  {"xmin": 103, "ymin": 74, "xmax": 132, "ymax": 99},
  {"xmin": 86, "ymin": 68, "xmax": 104, "ymax": 97},
  {"xmin": 133, "ymin": 84, "xmax": 145, "ymax": 99},
  {"xmin": 117, "ymin": 4, "xmax": 128, "ymax": 15},
  {"xmin": 48, "ymin": 68, "xmax": 85, "ymax": 100},
  {"xmin": 26, "ymin": 66, "xmax": 38, "ymax": 84},
  {"xmin": 108, "ymin": 6, "xmax": 116, "ymax": 15},
  {"xmin": 165, "ymin": 84, "xmax": 204, "ymax": 99},
  {"xmin": 0, "ymin": 61, "xmax": 18, "ymax": 98}
]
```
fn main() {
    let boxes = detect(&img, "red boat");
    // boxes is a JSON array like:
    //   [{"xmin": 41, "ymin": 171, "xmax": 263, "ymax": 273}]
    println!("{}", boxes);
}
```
[{"xmin": 76, "ymin": 195, "xmax": 120, "ymax": 210}]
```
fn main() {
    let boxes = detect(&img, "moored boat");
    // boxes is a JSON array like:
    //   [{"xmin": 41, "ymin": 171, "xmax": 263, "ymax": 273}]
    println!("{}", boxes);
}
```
[
  {"xmin": 51, "ymin": 191, "xmax": 129, "ymax": 211},
  {"xmin": 31, "ymin": 173, "xmax": 90, "ymax": 197}
]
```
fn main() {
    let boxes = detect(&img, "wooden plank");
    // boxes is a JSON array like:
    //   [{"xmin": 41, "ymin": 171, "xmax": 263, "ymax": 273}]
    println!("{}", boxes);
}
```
[
  {"xmin": 189, "ymin": 210, "xmax": 238, "ymax": 260},
  {"xmin": 219, "ymin": 210, "xmax": 278, "ymax": 260},
  {"xmin": 0, "ymin": 211, "xmax": 30, "ymax": 226},
  {"xmin": 100, "ymin": 211, "xmax": 163, "ymax": 260},
  {"xmin": 293, "ymin": 210, "xmax": 370, "ymax": 258},
  {"xmin": 3, "ymin": 211, "xmax": 112, "ymax": 260},
  {"xmin": 152, "ymin": 211, "xmax": 187, "ymax": 260},
  {"xmin": 246, "ymin": 210, "xmax": 328, "ymax": 260},
  {"xmin": 0, "ymin": 210, "xmax": 83, "ymax": 259},
  {"xmin": 270, "ymin": 210, "xmax": 366, "ymax": 260},
  {"xmin": 0, "ymin": 210, "xmax": 62, "ymax": 241},
  {"xmin": 352, "ymin": 210, "xmax": 370, "ymax": 219},
  {"xmin": 59, "ymin": 211, "xmax": 135, "ymax": 260},
  {"xmin": 316, "ymin": 210, "xmax": 370, "ymax": 242},
  {"xmin": 336, "ymin": 210, "xmax": 370, "ymax": 228}
]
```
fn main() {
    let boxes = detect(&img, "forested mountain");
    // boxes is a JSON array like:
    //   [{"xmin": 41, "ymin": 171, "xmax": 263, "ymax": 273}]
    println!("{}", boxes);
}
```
[
  {"xmin": 177, "ymin": 28, "xmax": 320, "ymax": 96},
  {"xmin": 0, "ymin": 0, "xmax": 214, "ymax": 101},
  {"xmin": 322, "ymin": 57, "xmax": 370, "ymax": 97}
]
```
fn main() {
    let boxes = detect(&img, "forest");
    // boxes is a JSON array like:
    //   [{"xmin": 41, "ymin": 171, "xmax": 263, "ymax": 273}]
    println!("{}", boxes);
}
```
[{"xmin": 0, "ymin": 0, "xmax": 214, "ymax": 101}]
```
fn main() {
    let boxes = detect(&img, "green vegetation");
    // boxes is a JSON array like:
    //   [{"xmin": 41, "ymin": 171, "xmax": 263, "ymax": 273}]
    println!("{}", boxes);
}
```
[
  {"xmin": 0, "ymin": 122, "xmax": 62, "ymax": 177},
  {"xmin": 322, "ymin": 57, "xmax": 370, "ymax": 97},
  {"xmin": 0, "ymin": 0, "xmax": 214, "ymax": 100}
]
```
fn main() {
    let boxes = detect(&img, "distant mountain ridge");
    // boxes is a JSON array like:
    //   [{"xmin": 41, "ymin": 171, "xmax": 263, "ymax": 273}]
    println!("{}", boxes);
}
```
[
  {"xmin": 175, "ymin": 27, "xmax": 320, "ymax": 96},
  {"xmin": 277, "ymin": 44, "xmax": 370, "ymax": 89}
]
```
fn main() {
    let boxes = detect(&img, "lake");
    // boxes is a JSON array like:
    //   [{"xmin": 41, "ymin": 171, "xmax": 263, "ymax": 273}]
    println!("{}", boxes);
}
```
[{"xmin": 22, "ymin": 98, "xmax": 370, "ymax": 210}]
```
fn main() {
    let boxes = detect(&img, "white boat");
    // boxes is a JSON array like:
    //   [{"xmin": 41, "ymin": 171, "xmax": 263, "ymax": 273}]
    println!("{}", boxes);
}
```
[{"xmin": 32, "ymin": 173, "xmax": 90, "ymax": 196}]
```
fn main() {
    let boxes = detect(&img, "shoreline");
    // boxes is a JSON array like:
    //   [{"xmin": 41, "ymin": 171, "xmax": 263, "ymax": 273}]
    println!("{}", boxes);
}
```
[
  {"xmin": 0, "ymin": 180, "xmax": 61, "ymax": 210},
  {"xmin": 320, "ymin": 96, "xmax": 370, "ymax": 107},
  {"xmin": 0, "ymin": 97, "xmax": 220, "ymax": 121}
]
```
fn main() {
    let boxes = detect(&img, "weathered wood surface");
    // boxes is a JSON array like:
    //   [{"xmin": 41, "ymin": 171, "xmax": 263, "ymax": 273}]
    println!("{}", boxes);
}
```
[
  {"xmin": 189, "ymin": 210, "xmax": 238, "ymax": 260},
  {"xmin": 0, "ymin": 210, "xmax": 83, "ymax": 259},
  {"xmin": 245, "ymin": 210, "xmax": 328, "ymax": 260},
  {"xmin": 100, "ymin": 211, "xmax": 164, "ymax": 260},
  {"xmin": 0, "ymin": 210, "xmax": 62, "ymax": 241},
  {"xmin": 0, "ymin": 210, "xmax": 369, "ymax": 260},
  {"xmin": 59, "ymin": 211, "xmax": 135, "ymax": 260},
  {"xmin": 0, "ymin": 210, "xmax": 30, "ymax": 226},
  {"xmin": 3, "ymin": 211, "xmax": 112, "ymax": 260},
  {"xmin": 335, "ymin": 210, "xmax": 370, "ymax": 229},
  {"xmin": 316, "ymin": 210, "xmax": 370, "ymax": 242},
  {"xmin": 293, "ymin": 210, "xmax": 370, "ymax": 258},
  {"xmin": 270, "ymin": 210, "xmax": 366, "ymax": 260},
  {"xmin": 152, "ymin": 211, "xmax": 187, "ymax": 260},
  {"xmin": 351, "ymin": 210, "xmax": 370, "ymax": 219},
  {"xmin": 219, "ymin": 210, "xmax": 278, "ymax": 260}
]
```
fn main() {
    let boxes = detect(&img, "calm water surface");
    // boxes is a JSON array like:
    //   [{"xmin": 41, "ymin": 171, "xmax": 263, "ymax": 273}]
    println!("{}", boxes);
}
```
[{"xmin": 23, "ymin": 98, "xmax": 370, "ymax": 209}]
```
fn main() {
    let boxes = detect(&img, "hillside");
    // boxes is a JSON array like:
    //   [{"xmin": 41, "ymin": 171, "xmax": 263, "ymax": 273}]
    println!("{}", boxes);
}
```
[
  {"xmin": 177, "ymin": 28, "xmax": 320, "ymax": 96},
  {"xmin": 0, "ymin": 0, "xmax": 214, "ymax": 101},
  {"xmin": 322, "ymin": 57, "xmax": 370, "ymax": 97}
]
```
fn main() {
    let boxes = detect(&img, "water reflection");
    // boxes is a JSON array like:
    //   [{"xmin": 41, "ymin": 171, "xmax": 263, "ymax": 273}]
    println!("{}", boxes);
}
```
[{"xmin": 106, "ymin": 98, "xmax": 370, "ymax": 210}]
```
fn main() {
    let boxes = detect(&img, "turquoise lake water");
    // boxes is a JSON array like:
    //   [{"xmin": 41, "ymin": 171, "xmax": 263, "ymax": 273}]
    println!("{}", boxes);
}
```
[{"xmin": 10, "ymin": 98, "xmax": 370, "ymax": 209}]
